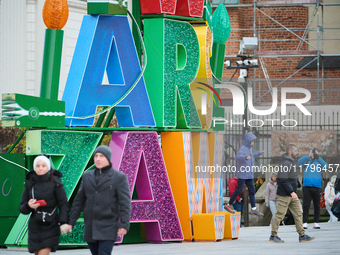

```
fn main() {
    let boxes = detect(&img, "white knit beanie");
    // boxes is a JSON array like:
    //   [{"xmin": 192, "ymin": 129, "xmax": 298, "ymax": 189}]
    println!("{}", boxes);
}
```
[{"xmin": 33, "ymin": 155, "xmax": 51, "ymax": 171}]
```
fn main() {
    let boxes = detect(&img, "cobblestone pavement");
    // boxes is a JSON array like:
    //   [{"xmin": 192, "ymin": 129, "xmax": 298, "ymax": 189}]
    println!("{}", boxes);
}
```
[{"xmin": 1, "ymin": 221, "xmax": 339, "ymax": 255}]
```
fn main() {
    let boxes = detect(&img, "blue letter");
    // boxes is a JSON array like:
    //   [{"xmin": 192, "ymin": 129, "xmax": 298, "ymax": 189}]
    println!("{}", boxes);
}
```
[{"xmin": 62, "ymin": 15, "xmax": 155, "ymax": 127}]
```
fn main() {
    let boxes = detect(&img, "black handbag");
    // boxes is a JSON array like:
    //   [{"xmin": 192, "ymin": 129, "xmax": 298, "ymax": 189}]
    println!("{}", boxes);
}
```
[{"xmin": 32, "ymin": 186, "xmax": 57, "ymax": 225}]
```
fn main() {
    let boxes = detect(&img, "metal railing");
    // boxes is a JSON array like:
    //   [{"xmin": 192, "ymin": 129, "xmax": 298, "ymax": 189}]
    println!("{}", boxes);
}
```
[{"xmin": 223, "ymin": 110, "xmax": 340, "ymax": 182}]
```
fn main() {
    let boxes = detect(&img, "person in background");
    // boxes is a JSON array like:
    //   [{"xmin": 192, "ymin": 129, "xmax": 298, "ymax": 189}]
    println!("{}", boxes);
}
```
[
  {"xmin": 19, "ymin": 155, "xmax": 69, "ymax": 255},
  {"xmin": 269, "ymin": 144, "xmax": 314, "ymax": 243},
  {"xmin": 298, "ymin": 148, "xmax": 327, "ymax": 230},
  {"xmin": 265, "ymin": 173, "xmax": 278, "ymax": 225},
  {"xmin": 335, "ymin": 172, "xmax": 340, "ymax": 194},
  {"xmin": 332, "ymin": 176, "xmax": 340, "ymax": 220},
  {"xmin": 228, "ymin": 177, "xmax": 244, "ymax": 225},
  {"xmin": 224, "ymin": 132, "xmax": 264, "ymax": 216},
  {"xmin": 325, "ymin": 175, "xmax": 338, "ymax": 222},
  {"xmin": 283, "ymin": 209, "xmax": 294, "ymax": 225}
]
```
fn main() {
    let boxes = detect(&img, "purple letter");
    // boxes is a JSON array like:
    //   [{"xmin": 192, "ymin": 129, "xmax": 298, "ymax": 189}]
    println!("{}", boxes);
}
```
[{"xmin": 110, "ymin": 131, "xmax": 183, "ymax": 242}]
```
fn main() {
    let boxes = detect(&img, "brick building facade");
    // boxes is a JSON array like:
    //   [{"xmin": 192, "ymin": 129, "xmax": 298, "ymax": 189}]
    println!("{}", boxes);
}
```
[{"xmin": 219, "ymin": 0, "xmax": 340, "ymax": 105}]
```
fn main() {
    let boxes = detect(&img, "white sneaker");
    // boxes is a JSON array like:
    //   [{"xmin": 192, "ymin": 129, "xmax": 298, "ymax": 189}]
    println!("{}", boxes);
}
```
[
  {"xmin": 313, "ymin": 223, "xmax": 320, "ymax": 229},
  {"xmin": 303, "ymin": 223, "xmax": 308, "ymax": 229}
]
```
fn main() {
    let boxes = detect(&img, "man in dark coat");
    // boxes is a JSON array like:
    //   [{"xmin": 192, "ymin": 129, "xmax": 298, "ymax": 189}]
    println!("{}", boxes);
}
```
[
  {"xmin": 68, "ymin": 145, "xmax": 131, "ymax": 255},
  {"xmin": 269, "ymin": 144, "xmax": 315, "ymax": 243}
]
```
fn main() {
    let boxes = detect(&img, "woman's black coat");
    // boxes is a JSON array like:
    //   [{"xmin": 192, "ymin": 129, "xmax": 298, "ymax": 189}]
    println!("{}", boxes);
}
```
[{"xmin": 19, "ymin": 170, "xmax": 69, "ymax": 253}]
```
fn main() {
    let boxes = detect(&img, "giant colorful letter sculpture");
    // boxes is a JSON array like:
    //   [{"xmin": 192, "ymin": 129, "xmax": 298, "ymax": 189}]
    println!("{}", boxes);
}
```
[
  {"xmin": 110, "ymin": 131, "xmax": 183, "ymax": 242},
  {"xmin": 0, "ymin": 154, "xmax": 26, "ymax": 246},
  {"xmin": 191, "ymin": 25, "xmax": 214, "ymax": 129},
  {"xmin": 1, "ymin": 93, "xmax": 65, "ymax": 128},
  {"xmin": 191, "ymin": 132, "xmax": 209, "ymax": 213},
  {"xmin": 144, "ymin": 19, "xmax": 201, "ymax": 128},
  {"xmin": 1, "ymin": 0, "xmax": 233, "ymax": 247},
  {"xmin": 206, "ymin": 133, "xmax": 224, "ymax": 213},
  {"xmin": 161, "ymin": 131, "xmax": 224, "ymax": 240},
  {"xmin": 6, "ymin": 130, "xmax": 102, "ymax": 246},
  {"xmin": 62, "ymin": 15, "xmax": 155, "ymax": 128}
]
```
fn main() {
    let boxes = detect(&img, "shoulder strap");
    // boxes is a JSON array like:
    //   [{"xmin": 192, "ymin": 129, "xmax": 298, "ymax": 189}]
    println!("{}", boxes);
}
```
[
  {"xmin": 32, "ymin": 186, "xmax": 35, "ymax": 200},
  {"xmin": 32, "ymin": 186, "xmax": 57, "ymax": 215}
]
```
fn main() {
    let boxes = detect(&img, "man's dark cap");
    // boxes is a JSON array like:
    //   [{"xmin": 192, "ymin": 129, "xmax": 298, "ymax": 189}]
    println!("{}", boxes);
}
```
[{"xmin": 94, "ymin": 145, "xmax": 112, "ymax": 162}]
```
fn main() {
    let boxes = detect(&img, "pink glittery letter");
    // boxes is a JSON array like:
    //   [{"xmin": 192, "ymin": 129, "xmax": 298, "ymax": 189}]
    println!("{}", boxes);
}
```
[{"xmin": 110, "ymin": 131, "xmax": 183, "ymax": 242}]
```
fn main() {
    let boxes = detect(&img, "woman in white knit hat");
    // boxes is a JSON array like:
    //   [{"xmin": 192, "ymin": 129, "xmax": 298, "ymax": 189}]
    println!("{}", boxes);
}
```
[{"xmin": 19, "ymin": 155, "xmax": 69, "ymax": 254}]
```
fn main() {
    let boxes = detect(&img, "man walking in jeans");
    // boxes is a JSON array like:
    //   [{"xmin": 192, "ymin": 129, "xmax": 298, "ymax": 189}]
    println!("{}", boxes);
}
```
[
  {"xmin": 269, "ymin": 144, "xmax": 315, "ymax": 243},
  {"xmin": 224, "ymin": 132, "xmax": 264, "ymax": 216},
  {"xmin": 298, "ymin": 148, "xmax": 327, "ymax": 229}
]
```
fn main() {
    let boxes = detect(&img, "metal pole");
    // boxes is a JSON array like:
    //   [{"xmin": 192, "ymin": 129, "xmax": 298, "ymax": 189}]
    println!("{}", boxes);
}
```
[
  {"xmin": 211, "ymin": 42, "xmax": 226, "ymax": 131},
  {"xmin": 254, "ymin": 0, "xmax": 256, "ymax": 37},
  {"xmin": 103, "ymin": 108, "xmax": 116, "ymax": 127},
  {"xmin": 244, "ymin": 185, "xmax": 249, "ymax": 227},
  {"xmin": 317, "ymin": 0, "xmax": 320, "ymax": 104},
  {"xmin": 258, "ymin": 4, "xmax": 261, "ymax": 105},
  {"xmin": 95, "ymin": 107, "xmax": 109, "ymax": 127},
  {"xmin": 241, "ymin": 80, "xmax": 249, "ymax": 227},
  {"xmin": 6, "ymin": 130, "xmax": 27, "ymax": 153},
  {"xmin": 132, "ymin": 0, "xmax": 142, "ymax": 61},
  {"xmin": 242, "ymin": 81, "xmax": 248, "ymax": 135},
  {"xmin": 254, "ymin": 0, "xmax": 257, "ymax": 103},
  {"xmin": 321, "ymin": 4, "xmax": 325, "ymax": 104}
]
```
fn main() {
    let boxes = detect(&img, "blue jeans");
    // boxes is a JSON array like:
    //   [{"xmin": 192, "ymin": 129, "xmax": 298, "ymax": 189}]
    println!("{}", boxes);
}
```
[
  {"xmin": 269, "ymin": 200, "xmax": 278, "ymax": 224},
  {"xmin": 88, "ymin": 240, "xmax": 115, "ymax": 255},
  {"xmin": 229, "ymin": 179, "xmax": 256, "ymax": 208}
]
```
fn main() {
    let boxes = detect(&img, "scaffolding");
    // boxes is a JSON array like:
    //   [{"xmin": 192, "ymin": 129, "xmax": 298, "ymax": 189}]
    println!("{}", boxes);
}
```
[{"xmin": 213, "ymin": 0, "xmax": 340, "ymax": 105}]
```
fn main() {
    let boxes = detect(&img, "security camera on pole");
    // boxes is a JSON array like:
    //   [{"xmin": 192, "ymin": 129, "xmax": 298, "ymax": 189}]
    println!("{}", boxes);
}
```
[{"xmin": 224, "ymin": 37, "xmax": 259, "ymax": 131}]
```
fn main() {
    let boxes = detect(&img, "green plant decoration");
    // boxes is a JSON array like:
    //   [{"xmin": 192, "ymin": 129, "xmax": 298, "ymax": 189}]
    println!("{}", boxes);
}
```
[{"xmin": 211, "ymin": 3, "xmax": 231, "ymax": 44}]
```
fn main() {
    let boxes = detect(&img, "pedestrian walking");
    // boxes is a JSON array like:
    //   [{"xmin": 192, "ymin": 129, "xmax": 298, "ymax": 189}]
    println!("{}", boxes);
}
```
[
  {"xmin": 325, "ymin": 175, "xmax": 338, "ymax": 222},
  {"xmin": 269, "ymin": 144, "xmax": 315, "ymax": 243},
  {"xmin": 265, "ymin": 173, "xmax": 278, "ymax": 225},
  {"xmin": 224, "ymin": 132, "xmax": 264, "ymax": 216},
  {"xmin": 68, "ymin": 145, "xmax": 131, "ymax": 255},
  {"xmin": 19, "ymin": 155, "xmax": 69, "ymax": 254}
]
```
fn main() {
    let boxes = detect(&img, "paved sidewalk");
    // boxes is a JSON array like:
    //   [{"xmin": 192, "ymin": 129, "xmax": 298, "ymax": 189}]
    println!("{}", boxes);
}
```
[{"xmin": 1, "ymin": 222, "xmax": 339, "ymax": 255}]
